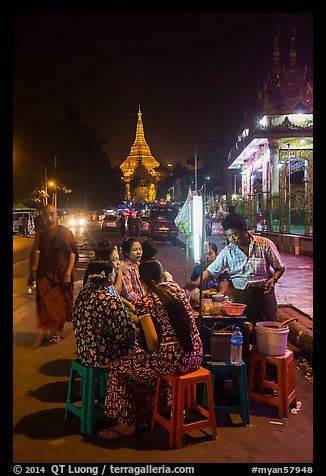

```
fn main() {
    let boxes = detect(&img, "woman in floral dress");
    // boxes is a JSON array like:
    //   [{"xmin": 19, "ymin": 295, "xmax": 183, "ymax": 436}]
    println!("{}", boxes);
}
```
[
  {"xmin": 72, "ymin": 261, "xmax": 136, "ymax": 367},
  {"xmin": 97, "ymin": 259, "xmax": 203, "ymax": 440}
]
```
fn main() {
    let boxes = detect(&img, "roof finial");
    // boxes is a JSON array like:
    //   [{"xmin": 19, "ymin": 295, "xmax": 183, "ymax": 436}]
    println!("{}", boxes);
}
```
[{"xmin": 289, "ymin": 23, "xmax": 297, "ymax": 68}]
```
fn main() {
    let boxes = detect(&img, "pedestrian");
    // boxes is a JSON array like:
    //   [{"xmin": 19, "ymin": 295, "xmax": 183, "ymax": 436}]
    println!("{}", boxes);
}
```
[
  {"xmin": 72, "ymin": 260, "xmax": 136, "ymax": 367},
  {"xmin": 27, "ymin": 204, "xmax": 79, "ymax": 347},
  {"xmin": 190, "ymin": 213, "xmax": 285, "ymax": 330},
  {"xmin": 134, "ymin": 212, "xmax": 142, "ymax": 238},
  {"xmin": 21, "ymin": 214, "xmax": 29, "ymax": 237},
  {"xmin": 204, "ymin": 213, "xmax": 212, "ymax": 236},
  {"xmin": 118, "ymin": 212, "xmax": 126, "ymax": 238},
  {"xmin": 18, "ymin": 215, "xmax": 24, "ymax": 236},
  {"xmin": 127, "ymin": 212, "xmax": 136, "ymax": 237},
  {"xmin": 96, "ymin": 259, "xmax": 203, "ymax": 440}
]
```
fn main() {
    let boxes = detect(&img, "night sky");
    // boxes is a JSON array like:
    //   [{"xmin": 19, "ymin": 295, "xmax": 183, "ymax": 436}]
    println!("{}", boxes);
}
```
[{"xmin": 13, "ymin": 12, "xmax": 313, "ymax": 169}]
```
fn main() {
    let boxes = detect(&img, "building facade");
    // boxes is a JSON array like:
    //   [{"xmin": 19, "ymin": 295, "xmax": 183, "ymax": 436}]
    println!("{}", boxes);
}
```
[{"xmin": 227, "ymin": 28, "xmax": 313, "ymax": 243}]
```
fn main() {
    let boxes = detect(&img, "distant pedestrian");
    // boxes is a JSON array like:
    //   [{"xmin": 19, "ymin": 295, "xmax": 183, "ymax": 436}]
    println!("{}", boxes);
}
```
[
  {"xmin": 127, "ymin": 212, "xmax": 136, "ymax": 237},
  {"xmin": 18, "ymin": 216, "xmax": 24, "ymax": 236},
  {"xmin": 118, "ymin": 212, "xmax": 126, "ymax": 238},
  {"xmin": 134, "ymin": 212, "xmax": 142, "ymax": 238},
  {"xmin": 21, "ymin": 214, "xmax": 29, "ymax": 237},
  {"xmin": 204, "ymin": 213, "xmax": 212, "ymax": 236},
  {"xmin": 28, "ymin": 204, "xmax": 79, "ymax": 347}
]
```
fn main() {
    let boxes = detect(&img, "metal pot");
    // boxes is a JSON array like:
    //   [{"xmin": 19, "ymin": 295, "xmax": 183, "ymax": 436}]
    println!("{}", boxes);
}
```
[{"xmin": 264, "ymin": 317, "xmax": 298, "ymax": 329}]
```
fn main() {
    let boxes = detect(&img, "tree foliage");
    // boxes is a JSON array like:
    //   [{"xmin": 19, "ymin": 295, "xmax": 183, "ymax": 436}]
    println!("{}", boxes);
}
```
[{"xmin": 13, "ymin": 105, "xmax": 125, "ymax": 209}]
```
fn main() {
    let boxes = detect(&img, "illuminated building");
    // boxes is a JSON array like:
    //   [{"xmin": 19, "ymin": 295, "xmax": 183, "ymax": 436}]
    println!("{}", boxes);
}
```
[{"xmin": 227, "ymin": 26, "xmax": 313, "ymax": 250}]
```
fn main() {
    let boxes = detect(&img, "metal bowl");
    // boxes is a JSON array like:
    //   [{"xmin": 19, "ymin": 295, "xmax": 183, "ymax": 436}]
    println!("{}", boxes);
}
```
[{"xmin": 220, "ymin": 302, "xmax": 247, "ymax": 316}]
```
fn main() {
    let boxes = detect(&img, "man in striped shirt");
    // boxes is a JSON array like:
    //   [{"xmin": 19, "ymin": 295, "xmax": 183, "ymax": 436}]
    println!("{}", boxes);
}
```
[{"xmin": 193, "ymin": 213, "xmax": 285, "ymax": 327}]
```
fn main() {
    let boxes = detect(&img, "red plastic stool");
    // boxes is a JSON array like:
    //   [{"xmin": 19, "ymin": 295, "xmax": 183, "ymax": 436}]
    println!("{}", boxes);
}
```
[
  {"xmin": 151, "ymin": 367, "xmax": 217, "ymax": 448},
  {"xmin": 247, "ymin": 349, "xmax": 296, "ymax": 418}
]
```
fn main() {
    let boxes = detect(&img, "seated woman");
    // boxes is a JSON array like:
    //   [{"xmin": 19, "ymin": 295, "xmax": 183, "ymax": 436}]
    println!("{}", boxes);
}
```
[
  {"xmin": 83, "ymin": 241, "xmax": 120, "ymax": 290},
  {"xmin": 72, "ymin": 261, "xmax": 136, "ymax": 367},
  {"xmin": 190, "ymin": 242, "xmax": 229, "ymax": 293},
  {"xmin": 119, "ymin": 237, "xmax": 144, "ymax": 304},
  {"xmin": 97, "ymin": 259, "xmax": 203, "ymax": 440}
]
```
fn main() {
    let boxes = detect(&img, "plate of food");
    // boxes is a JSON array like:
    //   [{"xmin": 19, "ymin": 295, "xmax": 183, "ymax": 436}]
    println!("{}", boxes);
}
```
[{"xmin": 202, "ymin": 289, "xmax": 217, "ymax": 298}]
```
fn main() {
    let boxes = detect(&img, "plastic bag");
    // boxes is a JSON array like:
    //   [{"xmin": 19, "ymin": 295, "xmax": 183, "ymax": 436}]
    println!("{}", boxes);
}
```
[{"xmin": 175, "ymin": 193, "xmax": 192, "ymax": 237}]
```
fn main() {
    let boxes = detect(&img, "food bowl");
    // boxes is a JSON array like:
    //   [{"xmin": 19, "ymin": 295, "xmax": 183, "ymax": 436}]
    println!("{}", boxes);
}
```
[
  {"xmin": 212, "ymin": 293, "xmax": 225, "ymax": 302},
  {"xmin": 220, "ymin": 302, "xmax": 246, "ymax": 316}
]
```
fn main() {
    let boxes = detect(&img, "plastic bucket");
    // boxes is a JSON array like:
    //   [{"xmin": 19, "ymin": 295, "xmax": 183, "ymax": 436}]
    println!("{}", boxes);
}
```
[{"xmin": 255, "ymin": 321, "xmax": 289, "ymax": 356}]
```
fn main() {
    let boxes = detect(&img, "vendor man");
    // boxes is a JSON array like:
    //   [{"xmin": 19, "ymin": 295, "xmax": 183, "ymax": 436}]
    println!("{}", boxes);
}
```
[{"xmin": 191, "ymin": 213, "xmax": 285, "ymax": 327}]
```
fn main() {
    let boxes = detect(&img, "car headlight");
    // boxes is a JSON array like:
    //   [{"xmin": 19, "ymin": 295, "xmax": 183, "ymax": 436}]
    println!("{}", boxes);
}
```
[
  {"xmin": 78, "ymin": 217, "xmax": 86, "ymax": 225},
  {"xmin": 69, "ymin": 218, "xmax": 77, "ymax": 226}
]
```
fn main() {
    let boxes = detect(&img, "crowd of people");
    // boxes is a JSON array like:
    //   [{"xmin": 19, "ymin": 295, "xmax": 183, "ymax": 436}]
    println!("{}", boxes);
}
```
[{"xmin": 27, "ymin": 206, "xmax": 285, "ymax": 440}]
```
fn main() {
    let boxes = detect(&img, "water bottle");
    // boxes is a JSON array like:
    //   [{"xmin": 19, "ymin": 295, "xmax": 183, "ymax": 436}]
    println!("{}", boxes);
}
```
[{"xmin": 230, "ymin": 327, "xmax": 243, "ymax": 364}]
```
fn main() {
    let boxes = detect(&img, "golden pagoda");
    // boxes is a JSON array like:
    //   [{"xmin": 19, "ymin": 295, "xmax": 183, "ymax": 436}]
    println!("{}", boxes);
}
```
[{"xmin": 120, "ymin": 106, "xmax": 160, "ymax": 203}]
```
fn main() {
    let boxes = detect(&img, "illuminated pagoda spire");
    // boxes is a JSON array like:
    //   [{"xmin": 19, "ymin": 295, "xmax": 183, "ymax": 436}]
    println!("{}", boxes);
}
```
[
  {"xmin": 120, "ymin": 105, "xmax": 160, "ymax": 177},
  {"xmin": 120, "ymin": 105, "xmax": 160, "ymax": 201}
]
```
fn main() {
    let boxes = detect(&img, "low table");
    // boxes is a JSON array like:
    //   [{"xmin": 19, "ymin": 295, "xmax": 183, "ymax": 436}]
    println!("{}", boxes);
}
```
[{"xmin": 194, "ymin": 315, "xmax": 251, "ymax": 365}]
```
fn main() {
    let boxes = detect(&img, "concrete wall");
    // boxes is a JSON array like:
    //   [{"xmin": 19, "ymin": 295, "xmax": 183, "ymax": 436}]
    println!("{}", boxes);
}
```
[{"xmin": 258, "ymin": 232, "xmax": 313, "ymax": 257}]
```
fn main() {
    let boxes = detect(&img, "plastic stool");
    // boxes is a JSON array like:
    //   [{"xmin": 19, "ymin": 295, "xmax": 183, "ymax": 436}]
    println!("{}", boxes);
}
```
[
  {"xmin": 151, "ymin": 367, "xmax": 217, "ymax": 448},
  {"xmin": 64, "ymin": 359, "xmax": 109, "ymax": 434},
  {"xmin": 247, "ymin": 349, "xmax": 296, "ymax": 418},
  {"xmin": 201, "ymin": 360, "xmax": 250, "ymax": 426}
]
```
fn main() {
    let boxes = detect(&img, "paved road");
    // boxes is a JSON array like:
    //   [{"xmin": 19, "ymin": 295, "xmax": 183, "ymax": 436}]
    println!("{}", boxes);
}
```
[{"xmin": 11, "ymin": 225, "xmax": 314, "ymax": 468}]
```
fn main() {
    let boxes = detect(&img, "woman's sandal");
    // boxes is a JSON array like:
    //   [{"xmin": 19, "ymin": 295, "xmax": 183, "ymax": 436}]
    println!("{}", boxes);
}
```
[{"xmin": 96, "ymin": 425, "xmax": 136, "ymax": 440}]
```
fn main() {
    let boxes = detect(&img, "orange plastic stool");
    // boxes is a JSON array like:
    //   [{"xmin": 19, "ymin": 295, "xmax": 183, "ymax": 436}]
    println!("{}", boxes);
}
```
[
  {"xmin": 247, "ymin": 349, "xmax": 296, "ymax": 418},
  {"xmin": 151, "ymin": 367, "xmax": 217, "ymax": 448}
]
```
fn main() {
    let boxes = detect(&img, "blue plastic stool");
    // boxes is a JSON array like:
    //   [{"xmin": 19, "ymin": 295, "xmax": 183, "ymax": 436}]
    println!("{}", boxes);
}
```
[
  {"xmin": 201, "ymin": 359, "xmax": 250, "ymax": 426},
  {"xmin": 64, "ymin": 359, "xmax": 109, "ymax": 434}
]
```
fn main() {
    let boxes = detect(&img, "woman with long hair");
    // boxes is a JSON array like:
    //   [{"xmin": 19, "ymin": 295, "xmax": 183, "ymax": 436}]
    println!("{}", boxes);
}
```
[{"xmin": 97, "ymin": 259, "xmax": 203, "ymax": 440}]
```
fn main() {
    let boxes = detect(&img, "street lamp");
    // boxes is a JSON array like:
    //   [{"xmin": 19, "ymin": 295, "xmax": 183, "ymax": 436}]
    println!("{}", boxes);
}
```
[{"xmin": 47, "ymin": 180, "xmax": 57, "ymax": 208}]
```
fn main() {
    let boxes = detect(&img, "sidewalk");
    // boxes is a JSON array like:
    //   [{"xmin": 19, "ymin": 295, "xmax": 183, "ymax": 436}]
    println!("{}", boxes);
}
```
[
  {"xmin": 12, "ymin": 232, "xmax": 314, "ymax": 465},
  {"xmin": 177, "ymin": 232, "xmax": 313, "ymax": 361}
]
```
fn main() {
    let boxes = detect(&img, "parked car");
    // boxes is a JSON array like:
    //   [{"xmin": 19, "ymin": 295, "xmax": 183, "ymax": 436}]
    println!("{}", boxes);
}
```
[
  {"xmin": 101, "ymin": 214, "xmax": 118, "ymax": 232},
  {"xmin": 149, "ymin": 205, "xmax": 179, "ymax": 244},
  {"xmin": 140, "ymin": 215, "xmax": 150, "ymax": 235}
]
